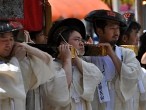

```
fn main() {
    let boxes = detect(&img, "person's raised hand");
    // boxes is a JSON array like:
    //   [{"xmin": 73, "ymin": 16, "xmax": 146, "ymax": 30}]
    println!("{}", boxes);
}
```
[
  {"xmin": 58, "ymin": 44, "xmax": 72, "ymax": 62},
  {"xmin": 11, "ymin": 42, "xmax": 26, "ymax": 61}
]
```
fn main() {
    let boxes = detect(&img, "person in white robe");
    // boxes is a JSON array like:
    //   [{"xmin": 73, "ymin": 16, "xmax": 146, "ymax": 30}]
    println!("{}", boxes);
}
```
[
  {"xmin": 18, "ymin": 43, "xmax": 70, "ymax": 110},
  {"xmin": 0, "ymin": 20, "xmax": 69, "ymax": 110},
  {"xmin": 22, "ymin": 30, "xmax": 70, "ymax": 110},
  {"xmin": 41, "ymin": 18, "xmax": 103, "ymax": 110},
  {"xmin": 84, "ymin": 10, "xmax": 142, "ymax": 110},
  {"xmin": 116, "ymin": 12, "xmax": 146, "ymax": 110}
]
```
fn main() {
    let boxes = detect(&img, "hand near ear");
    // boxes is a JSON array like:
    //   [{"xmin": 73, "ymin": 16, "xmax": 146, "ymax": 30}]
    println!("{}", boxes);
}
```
[{"xmin": 11, "ymin": 42, "xmax": 26, "ymax": 61}]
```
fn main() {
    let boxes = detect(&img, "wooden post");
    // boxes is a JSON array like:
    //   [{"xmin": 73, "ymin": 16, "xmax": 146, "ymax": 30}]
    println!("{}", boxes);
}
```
[
  {"xmin": 44, "ymin": 0, "xmax": 52, "ymax": 36},
  {"xmin": 135, "ymin": 0, "xmax": 143, "ymax": 34}
]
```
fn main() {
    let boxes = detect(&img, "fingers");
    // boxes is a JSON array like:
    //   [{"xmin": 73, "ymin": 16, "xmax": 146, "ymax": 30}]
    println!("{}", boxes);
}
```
[
  {"xmin": 58, "ymin": 44, "xmax": 73, "ymax": 60},
  {"xmin": 11, "ymin": 43, "xmax": 27, "ymax": 60},
  {"xmin": 97, "ymin": 43, "xmax": 112, "ymax": 50},
  {"xmin": 14, "ymin": 42, "xmax": 25, "ymax": 48},
  {"xmin": 58, "ymin": 44, "xmax": 71, "ymax": 53},
  {"xmin": 97, "ymin": 43, "xmax": 115, "ymax": 57}
]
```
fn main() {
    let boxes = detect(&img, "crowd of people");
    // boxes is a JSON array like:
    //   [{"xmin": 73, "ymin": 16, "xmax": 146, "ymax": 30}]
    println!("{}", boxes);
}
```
[{"xmin": 0, "ymin": 9, "xmax": 146, "ymax": 110}]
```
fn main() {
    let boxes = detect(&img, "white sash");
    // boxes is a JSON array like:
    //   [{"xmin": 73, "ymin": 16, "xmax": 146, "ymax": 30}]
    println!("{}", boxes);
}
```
[
  {"xmin": 92, "ymin": 45, "xmax": 145, "ymax": 110},
  {"xmin": 92, "ymin": 56, "xmax": 113, "ymax": 103},
  {"xmin": 97, "ymin": 78, "xmax": 110, "ymax": 103},
  {"xmin": 72, "ymin": 88, "xmax": 83, "ymax": 110},
  {"xmin": 92, "ymin": 46, "xmax": 122, "ymax": 105}
]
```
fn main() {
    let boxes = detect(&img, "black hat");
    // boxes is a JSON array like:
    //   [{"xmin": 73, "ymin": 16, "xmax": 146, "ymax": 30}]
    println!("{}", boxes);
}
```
[
  {"xmin": 85, "ymin": 9, "xmax": 127, "ymax": 27},
  {"xmin": 0, "ymin": 20, "xmax": 23, "ymax": 33},
  {"xmin": 123, "ymin": 12, "xmax": 141, "ymax": 31},
  {"xmin": 47, "ymin": 18, "xmax": 86, "ymax": 46}
]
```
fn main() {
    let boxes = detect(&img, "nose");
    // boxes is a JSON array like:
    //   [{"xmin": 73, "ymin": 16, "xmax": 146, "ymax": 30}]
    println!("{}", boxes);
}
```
[
  {"xmin": 115, "ymin": 27, "xmax": 120, "ymax": 33},
  {"xmin": 79, "ymin": 40, "xmax": 84, "ymax": 46},
  {"xmin": 5, "ymin": 40, "xmax": 13, "ymax": 49},
  {"xmin": 135, "ymin": 35, "xmax": 139, "ymax": 44},
  {"xmin": 114, "ymin": 28, "xmax": 120, "ymax": 36}
]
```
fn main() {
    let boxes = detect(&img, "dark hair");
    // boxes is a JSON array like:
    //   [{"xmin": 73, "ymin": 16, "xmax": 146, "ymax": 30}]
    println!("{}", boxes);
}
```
[
  {"xmin": 137, "ymin": 32, "xmax": 146, "ymax": 68},
  {"xmin": 48, "ymin": 26, "xmax": 81, "ymax": 47},
  {"xmin": 117, "ymin": 23, "xmax": 140, "ymax": 46},
  {"xmin": 124, "ymin": 23, "xmax": 139, "ymax": 37},
  {"xmin": 93, "ymin": 19, "xmax": 107, "ymax": 36},
  {"xmin": 29, "ymin": 30, "xmax": 42, "ymax": 40}
]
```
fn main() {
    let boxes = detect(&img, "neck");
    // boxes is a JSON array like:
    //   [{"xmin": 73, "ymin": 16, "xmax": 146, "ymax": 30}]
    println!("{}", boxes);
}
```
[{"xmin": 0, "ymin": 56, "xmax": 10, "ymax": 63}]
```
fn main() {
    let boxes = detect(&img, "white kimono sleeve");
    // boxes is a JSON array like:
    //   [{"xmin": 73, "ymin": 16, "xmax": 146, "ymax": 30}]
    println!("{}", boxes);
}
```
[
  {"xmin": 139, "ymin": 68, "xmax": 146, "ymax": 101},
  {"xmin": 119, "ymin": 48, "xmax": 140, "ymax": 101},
  {"xmin": 80, "ymin": 60, "xmax": 103, "ymax": 101},
  {"xmin": 0, "ymin": 57, "xmax": 25, "ymax": 99},
  {"xmin": 20, "ymin": 55, "xmax": 55, "ymax": 90},
  {"xmin": 40, "ymin": 62, "xmax": 70, "ymax": 107}
]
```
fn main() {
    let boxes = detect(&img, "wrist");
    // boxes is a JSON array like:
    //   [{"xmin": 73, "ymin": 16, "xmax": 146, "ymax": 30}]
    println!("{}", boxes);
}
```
[{"xmin": 63, "ymin": 58, "xmax": 72, "ymax": 64}]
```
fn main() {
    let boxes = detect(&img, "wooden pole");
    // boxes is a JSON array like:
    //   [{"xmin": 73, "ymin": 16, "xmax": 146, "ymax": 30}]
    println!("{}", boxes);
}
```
[
  {"xmin": 135, "ymin": 0, "xmax": 143, "ymax": 34},
  {"xmin": 44, "ymin": 0, "xmax": 52, "ymax": 36}
]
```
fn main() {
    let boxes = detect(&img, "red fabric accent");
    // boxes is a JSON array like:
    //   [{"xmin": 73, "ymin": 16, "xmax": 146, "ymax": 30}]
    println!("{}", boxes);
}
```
[{"xmin": 16, "ymin": 0, "xmax": 43, "ymax": 31}]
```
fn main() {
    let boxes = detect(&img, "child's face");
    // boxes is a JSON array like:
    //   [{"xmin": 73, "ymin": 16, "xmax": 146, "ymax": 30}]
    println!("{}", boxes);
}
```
[
  {"xmin": 35, "ymin": 32, "xmax": 47, "ymax": 44},
  {"xmin": 126, "ymin": 29, "xmax": 139, "ymax": 45}
]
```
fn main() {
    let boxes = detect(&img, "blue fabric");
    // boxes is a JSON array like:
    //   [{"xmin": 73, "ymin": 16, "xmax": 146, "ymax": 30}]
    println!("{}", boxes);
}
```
[{"xmin": 0, "ymin": 61, "xmax": 4, "ymax": 64}]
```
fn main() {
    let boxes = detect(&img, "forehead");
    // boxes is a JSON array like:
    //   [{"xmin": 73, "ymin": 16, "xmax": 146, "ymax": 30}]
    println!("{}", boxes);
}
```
[
  {"xmin": 69, "ymin": 31, "xmax": 82, "ymax": 38},
  {"xmin": 131, "ymin": 28, "xmax": 139, "ymax": 33},
  {"xmin": 0, "ymin": 32, "xmax": 13, "ymax": 38},
  {"xmin": 106, "ymin": 20, "xmax": 120, "ymax": 26}
]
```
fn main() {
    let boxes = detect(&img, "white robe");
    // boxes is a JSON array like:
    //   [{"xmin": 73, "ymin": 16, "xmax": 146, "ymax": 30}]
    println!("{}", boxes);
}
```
[
  {"xmin": 40, "ymin": 59, "xmax": 103, "ymax": 110},
  {"xmin": 139, "ymin": 67, "xmax": 146, "ymax": 110},
  {"xmin": 26, "ymin": 61, "xmax": 70, "ymax": 110},
  {"xmin": 0, "ymin": 54, "xmax": 55, "ymax": 110},
  {"xmin": 23, "ymin": 44, "xmax": 70, "ymax": 110},
  {"xmin": 84, "ymin": 46, "xmax": 141, "ymax": 110},
  {"xmin": 0, "ymin": 57, "xmax": 25, "ymax": 110}
]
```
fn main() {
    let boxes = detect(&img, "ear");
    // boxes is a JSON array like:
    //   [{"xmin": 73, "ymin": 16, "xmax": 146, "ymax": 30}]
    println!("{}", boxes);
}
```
[
  {"xmin": 95, "ymin": 28, "xmax": 103, "ymax": 36},
  {"xmin": 122, "ymin": 35, "xmax": 128, "ymax": 43}
]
